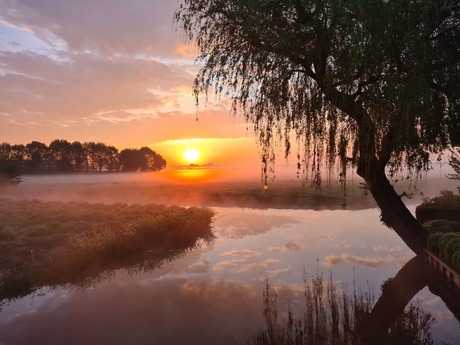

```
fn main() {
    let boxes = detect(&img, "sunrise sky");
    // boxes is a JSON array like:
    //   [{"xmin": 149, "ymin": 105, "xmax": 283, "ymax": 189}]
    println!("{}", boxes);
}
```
[{"xmin": 0, "ymin": 0, "xmax": 263, "ymax": 167}]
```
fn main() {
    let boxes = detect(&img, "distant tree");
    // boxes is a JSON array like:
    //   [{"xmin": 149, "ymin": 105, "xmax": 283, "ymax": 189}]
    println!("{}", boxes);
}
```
[
  {"xmin": 25, "ymin": 141, "xmax": 49, "ymax": 173},
  {"xmin": 176, "ymin": 0, "xmax": 460, "ymax": 255},
  {"xmin": 0, "ymin": 143, "xmax": 12, "ymax": 161},
  {"xmin": 71, "ymin": 141, "xmax": 86, "ymax": 172},
  {"xmin": 83, "ymin": 142, "xmax": 96, "ymax": 172},
  {"xmin": 25, "ymin": 141, "xmax": 48, "ymax": 161},
  {"xmin": 119, "ymin": 148, "xmax": 143, "ymax": 172},
  {"xmin": 91, "ymin": 142, "xmax": 110, "ymax": 172},
  {"xmin": 140, "ymin": 146, "xmax": 167, "ymax": 171},
  {"xmin": 152, "ymin": 151, "xmax": 167, "ymax": 171},
  {"xmin": 0, "ymin": 142, "xmax": 22, "ymax": 185},
  {"xmin": 49, "ymin": 139, "xmax": 73, "ymax": 172},
  {"xmin": 104, "ymin": 145, "xmax": 120, "ymax": 172},
  {"xmin": 119, "ymin": 147, "xmax": 166, "ymax": 172},
  {"xmin": 9, "ymin": 144, "xmax": 25, "ymax": 161},
  {"xmin": 88, "ymin": 143, "xmax": 120, "ymax": 172}
]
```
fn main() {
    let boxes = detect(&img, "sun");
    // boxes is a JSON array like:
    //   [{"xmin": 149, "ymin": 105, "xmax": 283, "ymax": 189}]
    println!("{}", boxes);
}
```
[{"xmin": 182, "ymin": 148, "xmax": 201, "ymax": 164}]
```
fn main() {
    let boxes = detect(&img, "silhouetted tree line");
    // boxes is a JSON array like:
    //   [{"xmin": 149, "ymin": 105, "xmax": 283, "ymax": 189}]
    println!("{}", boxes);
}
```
[{"xmin": 0, "ymin": 139, "xmax": 166, "ymax": 174}]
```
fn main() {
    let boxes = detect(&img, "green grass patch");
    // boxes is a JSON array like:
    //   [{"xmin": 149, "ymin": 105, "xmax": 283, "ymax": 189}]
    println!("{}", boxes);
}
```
[{"xmin": 0, "ymin": 199, "xmax": 214, "ymax": 300}]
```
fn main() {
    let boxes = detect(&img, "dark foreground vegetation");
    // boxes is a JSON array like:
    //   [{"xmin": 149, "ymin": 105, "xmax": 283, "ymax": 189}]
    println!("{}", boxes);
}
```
[
  {"xmin": 0, "ymin": 200, "xmax": 214, "ymax": 301},
  {"xmin": 414, "ymin": 189, "xmax": 460, "ymax": 275},
  {"xmin": 251, "ymin": 273, "xmax": 435, "ymax": 345}
]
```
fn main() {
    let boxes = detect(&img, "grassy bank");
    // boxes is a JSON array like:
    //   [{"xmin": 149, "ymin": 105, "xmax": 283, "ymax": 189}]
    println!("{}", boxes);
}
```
[{"xmin": 0, "ymin": 199, "xmax": 214, "ymax": 300}]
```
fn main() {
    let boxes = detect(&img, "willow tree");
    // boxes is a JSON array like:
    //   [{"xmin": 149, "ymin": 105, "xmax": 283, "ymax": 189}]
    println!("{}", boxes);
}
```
[{"xmin": 175, "ymin": 0, "xmax": 460, "ymax": 255}]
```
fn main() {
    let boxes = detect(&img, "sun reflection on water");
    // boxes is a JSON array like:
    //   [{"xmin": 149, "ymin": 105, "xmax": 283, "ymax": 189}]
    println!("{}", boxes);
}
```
[{"xmin": 160, "ymin": 168, "xmax": 223, "ymax": 183}]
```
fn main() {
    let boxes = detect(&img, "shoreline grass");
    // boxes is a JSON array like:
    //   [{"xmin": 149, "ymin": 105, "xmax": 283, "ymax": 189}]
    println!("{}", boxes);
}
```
[
  {"xmin": 251, "ymin": 273, "xmax": 435, "ymax": 345},
  {"xmin": 0, "ymin": 199, "xmax": 215, "ymax": 300}
]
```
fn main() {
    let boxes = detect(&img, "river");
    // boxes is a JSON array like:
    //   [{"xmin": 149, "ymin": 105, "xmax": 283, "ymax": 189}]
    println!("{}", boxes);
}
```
[{"xmin": 0, "ymin": 170, "xmax": 459, "ymax": 344}]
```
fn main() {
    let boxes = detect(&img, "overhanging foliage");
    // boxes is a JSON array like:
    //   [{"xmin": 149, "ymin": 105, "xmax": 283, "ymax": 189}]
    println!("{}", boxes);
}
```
[{"xmin": 176, "ymin": 0, "xmax": 460, "ymax": 186}]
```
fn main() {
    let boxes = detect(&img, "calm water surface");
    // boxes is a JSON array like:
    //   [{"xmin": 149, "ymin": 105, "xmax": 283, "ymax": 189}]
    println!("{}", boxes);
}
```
[{"xmin": 1, "ymin": 205, "xmax": 459, "ymax": 344}]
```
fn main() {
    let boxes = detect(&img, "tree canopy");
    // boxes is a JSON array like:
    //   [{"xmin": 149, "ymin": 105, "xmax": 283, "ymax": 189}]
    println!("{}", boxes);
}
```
[
  {"xmin": 119, "ymin": 147, "xmax": 167, "ymax": 172},
  {"xmin": 176, "ymin": 0, "xmax": 460, "ymax": 254},
  {"xmin": 0, "ymin": 140, "xmax": 167, "ymax": 175}
]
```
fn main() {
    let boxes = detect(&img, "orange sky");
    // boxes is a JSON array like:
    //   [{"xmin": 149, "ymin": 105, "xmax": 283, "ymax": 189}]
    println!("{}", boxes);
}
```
[{"xmin": 0, "ymin": 0, "xmax": 264, "ymax": 168}]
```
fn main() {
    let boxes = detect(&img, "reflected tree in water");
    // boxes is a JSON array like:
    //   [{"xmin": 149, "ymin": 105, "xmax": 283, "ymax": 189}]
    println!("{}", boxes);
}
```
[{"xmin": 251, "ymin": 257, "xmax": 440, "ymax": 345}]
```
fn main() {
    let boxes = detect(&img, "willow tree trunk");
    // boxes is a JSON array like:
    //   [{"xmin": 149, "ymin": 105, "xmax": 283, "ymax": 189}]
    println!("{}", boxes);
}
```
[{"xmin": 358, "ymin": 162, "xmax": 428, "ymax": 255}]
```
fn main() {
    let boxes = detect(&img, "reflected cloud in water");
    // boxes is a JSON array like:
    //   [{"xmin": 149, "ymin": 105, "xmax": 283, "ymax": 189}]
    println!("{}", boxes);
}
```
[
  {"xmin": 324, "ymin": 254, "xmax": 399, "ymax": 268},
  {"xmin": 268, "ymin": 241, "xmax": 303, "ymax": 252},
  {"xmin": 0, "ymin": 279, "xmax": 264, "ymax": 345},
  {"xmin": 213, "ymin": 208, "xmax": 299, "ymax": 240}
]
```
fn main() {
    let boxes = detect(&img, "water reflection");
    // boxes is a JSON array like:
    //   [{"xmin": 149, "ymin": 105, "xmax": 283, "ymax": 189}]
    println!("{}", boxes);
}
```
[
  {"xmin": 1, "ymin": 207, "xmax": 460, "ymax": 344},
  {"xmin": 251, "ymin": 258, "xmax": 435, "ymax": 345},
  {"xmin": 1, "ymin": 257, "xmax": 454, "ymax": 345},
  {"xmin": 0, "ymin": 279, "xmax": 264, "ymax": 345}
]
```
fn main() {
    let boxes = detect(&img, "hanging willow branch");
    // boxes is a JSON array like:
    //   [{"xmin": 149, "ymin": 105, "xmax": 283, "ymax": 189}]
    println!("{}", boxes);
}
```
[{"xmin": 176, "ymin": 0, "xmax": 460, "ymax": 189}]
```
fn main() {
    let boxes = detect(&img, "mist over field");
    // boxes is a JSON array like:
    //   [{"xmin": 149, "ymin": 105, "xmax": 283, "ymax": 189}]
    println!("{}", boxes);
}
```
[{"xmin": 1, "ymin": 164, "xmax": 457, "ymax": 210}]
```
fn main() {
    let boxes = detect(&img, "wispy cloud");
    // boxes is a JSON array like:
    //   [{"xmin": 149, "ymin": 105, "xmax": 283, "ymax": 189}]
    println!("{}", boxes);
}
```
[
  {"xmin": 266, "ymin": 268, "xmax": 291, "ymax": 277},
  {"xmin": 324, "ymin": 254, "xmax": 397, "ymax": 268},
  {"xmin": 372, "ymin": 245, "xmax": 403, "ymax": 254},
  {"xmin": 268, "ymin": 241, "xmax": 302, "ymax": 252},
  {"xmin": 0, "ymin": 0, "xmax": 185, "ymax": 58},
  {"xmin": 312, "ymin": 233, "xmax": 337, "ymax": 241},
  {"xmin": 237, "ymin": 259, "xmax": 282, "ymax": 273},
  {"xmin": 221, "ymin": 249, "xmax": 262, "ymax": 260},
  {"xmin": 214, "ymin": 250, "xmax": 282, "ymax": 274}
]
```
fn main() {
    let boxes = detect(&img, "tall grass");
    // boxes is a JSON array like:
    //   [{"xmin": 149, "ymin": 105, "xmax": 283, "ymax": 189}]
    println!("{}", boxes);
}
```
[
  {"xmin": 68, "ymin": 206, "xmax": 215, "ymax": 260},
  {"xmin": 250, "ymin": 272, "xmax": 435, "ymax": 345},
  {"xmin": 0, "ymin": 200, "xmax": 215, "ymax": 300}
]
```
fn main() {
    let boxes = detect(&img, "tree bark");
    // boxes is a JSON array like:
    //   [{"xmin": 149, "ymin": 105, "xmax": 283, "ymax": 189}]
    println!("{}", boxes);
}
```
[{"xmin": 358, "ymin": 162, "xmax": 428, "ymax": 255}]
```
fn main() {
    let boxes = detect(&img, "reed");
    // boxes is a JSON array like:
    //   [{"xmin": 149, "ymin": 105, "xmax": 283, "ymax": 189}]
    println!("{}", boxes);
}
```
[{"xmin": 250, "ymin": 272, "xmax": 435, "ymax": 345}]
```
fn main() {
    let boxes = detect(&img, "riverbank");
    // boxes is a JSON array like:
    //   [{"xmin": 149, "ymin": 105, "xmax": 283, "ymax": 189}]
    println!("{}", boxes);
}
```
[{"xmin": 0, "ymin": 200, "xmax": 214, "ymax": 300}]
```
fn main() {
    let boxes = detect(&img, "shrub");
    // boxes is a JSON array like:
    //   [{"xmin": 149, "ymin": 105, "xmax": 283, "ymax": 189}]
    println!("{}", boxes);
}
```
[
  {"xmin": 437, "ymin": 233, "xmax": 460, "ymax": 263},
  {"xmin": 443, "ymin": 237, "xmax": 460, "ymax": 265},
  {"xmin": 426, "ymin": 232, "xmax": 445, "ymax": 255},
  {"xmin": 427, "ymin": 232, "xmax": 460, "ymax": 272},
  {"xmin": 423, "ymin": 219, "xmax": 460, "ymax": 234},
  {"xmin": 420, "ymin": 190, "xmax": 460, "ymax": 209}
]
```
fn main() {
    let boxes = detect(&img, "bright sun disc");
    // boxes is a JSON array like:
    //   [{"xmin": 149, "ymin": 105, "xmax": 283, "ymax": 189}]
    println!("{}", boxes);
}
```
[{"xmin": 182, "ymin": 148, "xmax": 201, "ymax": 163}]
